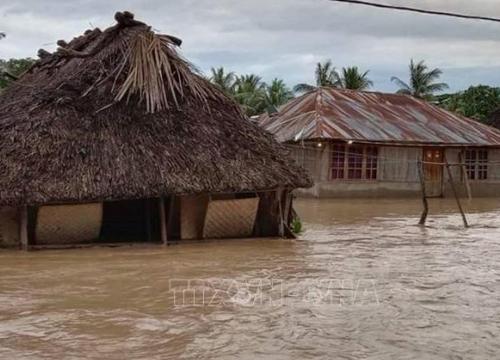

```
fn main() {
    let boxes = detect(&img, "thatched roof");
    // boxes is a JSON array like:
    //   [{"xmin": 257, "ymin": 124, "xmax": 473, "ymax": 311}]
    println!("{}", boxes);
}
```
[{"xmin": 0, "ymin": 12, "xmax": 311, "ymax": 206}]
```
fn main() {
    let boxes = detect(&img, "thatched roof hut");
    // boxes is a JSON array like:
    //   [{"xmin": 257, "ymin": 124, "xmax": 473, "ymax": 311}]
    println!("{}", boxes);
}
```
[{"xmin": 0, "ymin": 12, "xmax": 311, "ymax": 249}]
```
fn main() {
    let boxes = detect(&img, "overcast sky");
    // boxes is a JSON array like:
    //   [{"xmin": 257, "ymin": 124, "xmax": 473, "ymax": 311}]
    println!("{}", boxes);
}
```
[{"xmin": 1, "ymin": 0, "xmax": 500, "ymax": 92}]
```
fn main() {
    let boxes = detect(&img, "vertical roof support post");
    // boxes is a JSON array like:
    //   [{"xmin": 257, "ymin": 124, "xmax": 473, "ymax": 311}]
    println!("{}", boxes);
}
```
[
  {"xmin": 19, "ymin": 205, "xmax": 29, "ymax": 251},
  {"xmin": 277, "ymin": 187, "xmax": 284, "ymax": 238},
  {"xmin": 159, "ymin": 197, "xmax": 168, "ymax": 245},
  {"xmin": 145, "ymin": 199, "xmax": 152, "ymax": 243}
]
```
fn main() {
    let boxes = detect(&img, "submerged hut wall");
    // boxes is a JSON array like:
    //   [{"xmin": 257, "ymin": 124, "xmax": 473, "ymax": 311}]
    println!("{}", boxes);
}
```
[
  {"xmin": 35, "ymin": 203, "xmax": 103, "ymax": 245},
  {"xmin": 0, "ymin": 207, "xmax": 19, "ymax": 247}
]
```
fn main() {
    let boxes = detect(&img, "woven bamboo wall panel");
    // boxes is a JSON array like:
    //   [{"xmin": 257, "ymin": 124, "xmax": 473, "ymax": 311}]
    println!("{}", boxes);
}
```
[
  {"xmin": 0, "ymin": 207, "xmax": 19, "ymax": 246},
  {"xmin": 36, "ymin": 203, "xmax": 103, "ymax": 244},
  {"xmin": 203, "ymin": 198, "xmax": 259, "ymax": 239},
  {"xmin": 180, "ymin": 195, "xmax": 208, "ymax": 240}
]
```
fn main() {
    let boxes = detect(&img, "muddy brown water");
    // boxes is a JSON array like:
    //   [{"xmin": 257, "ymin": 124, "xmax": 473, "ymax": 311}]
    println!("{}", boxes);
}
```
[{"xmin": 1, "ymin": 198, "xmax": 500, "ymax": 359}]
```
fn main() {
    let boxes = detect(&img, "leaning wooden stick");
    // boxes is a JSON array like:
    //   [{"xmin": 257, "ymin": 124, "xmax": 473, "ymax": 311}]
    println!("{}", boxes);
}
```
[
  {"xmin": 417, "ymin": 160, "xmax": 428, "ymax": 225},
  {"xmin": 445, "ymin": 160, "xmax": 469, "ymax": 227}
]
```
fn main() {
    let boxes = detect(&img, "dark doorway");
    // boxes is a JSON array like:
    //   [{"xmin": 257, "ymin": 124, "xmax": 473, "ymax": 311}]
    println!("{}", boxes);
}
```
[{"xmin": 100, "ymin": 199, "xmax": 159, "ymax": 242}]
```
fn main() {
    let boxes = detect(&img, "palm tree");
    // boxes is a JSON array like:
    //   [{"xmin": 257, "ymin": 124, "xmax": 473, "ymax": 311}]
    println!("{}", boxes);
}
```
[
  {"xmin": 294, "ymin": 60, "xmax": 340, "ymax": 93},
  {"xmin": 233, "ymin": 74, "xmax": 266, "ymax": 116},
  {"xmin": 264, "ymin": 78, "xmax": 293, "ymax": 113},
  {"xmin": 340, "ymin": 66, "xmax": 373, "ymax": 90},
  {"xmin": 391, "ymin": 59, "xmax": 449, "ymax": 100},
  {"xmin": 209, "ymin": 67, "xmax": 236, "ymax": 95}
]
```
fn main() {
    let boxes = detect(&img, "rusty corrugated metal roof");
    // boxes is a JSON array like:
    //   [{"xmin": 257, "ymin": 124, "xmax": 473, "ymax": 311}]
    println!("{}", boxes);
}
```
[{"xmin": 258, "ymin": 87, "xmax": 500, "ymax": 146}]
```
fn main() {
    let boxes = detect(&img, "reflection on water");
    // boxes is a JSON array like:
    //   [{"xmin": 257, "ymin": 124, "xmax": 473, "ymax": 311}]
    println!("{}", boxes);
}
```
[{"xmin": 1, "ymin": 198, "xmax": 500, "ymax": 359}]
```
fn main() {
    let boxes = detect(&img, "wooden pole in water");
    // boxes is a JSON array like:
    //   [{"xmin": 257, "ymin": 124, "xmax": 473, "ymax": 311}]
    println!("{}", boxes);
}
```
[
  {"xmin": 417, "ymin": 160, "xmax": 429, "ymax": 225},
  {"xmin": 459, "ymin": 152, "xmax": 472, "ymax": 200},
  {"xmin": 159, "ymin": 197, "xmax": 168, "ymax": 245},
  {"xmin": 445, "ymin": 160, "xmax": 469, "ymax": 228},
  {"xmin": 19, "ymin": 205, "xmax": 29, "ymax": 251}
]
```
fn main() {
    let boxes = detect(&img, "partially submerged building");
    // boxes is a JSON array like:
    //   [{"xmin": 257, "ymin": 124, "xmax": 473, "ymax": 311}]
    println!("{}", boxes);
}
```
[
  {"xmin": 258, "ymin": 87, "xmax": 500, "ymax": 198},
  {"xmin": 0, "ymin": 12, "xmax": 311, "ymax": 249}
]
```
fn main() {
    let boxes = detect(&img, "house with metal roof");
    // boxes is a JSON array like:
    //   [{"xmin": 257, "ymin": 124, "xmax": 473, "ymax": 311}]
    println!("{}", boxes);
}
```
[{"xmin": 258, "ymin": 87, "xmax": 500, "ymax": 198}]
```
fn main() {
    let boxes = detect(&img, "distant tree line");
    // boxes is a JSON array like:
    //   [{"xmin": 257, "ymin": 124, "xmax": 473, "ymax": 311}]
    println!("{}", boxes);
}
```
[
  {"xmin": 436, "ymin": 85, "xmax": 500, "ymax": 123},
  {"xmin": 209, "ymin": 59, "xmax": 453, "ymax": 116},
  {"xmin": 0, "ymin": 48, "xmax": 498, "ymax": 124}
]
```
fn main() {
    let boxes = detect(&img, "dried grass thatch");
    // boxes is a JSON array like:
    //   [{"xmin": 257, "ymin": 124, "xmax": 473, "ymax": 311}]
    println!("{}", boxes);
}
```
[{"xmin": 0, "ymin": 11, "xmax": 311, "ymax": 206}]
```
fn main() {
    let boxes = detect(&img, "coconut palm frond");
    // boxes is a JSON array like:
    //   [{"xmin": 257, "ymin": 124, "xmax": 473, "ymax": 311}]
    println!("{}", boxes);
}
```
[
  {"xmin": 264, "ymin": 78, "xmax": 293, "ymax": 112},
  {"xmin": 210, "ymin": 66, "xmax": 236, "ymax": 94},
  {"xmin": 391, "ymin": 76, "xmax": 411, "ymax": 93},
  {"xmin": 115, "ymin": 31, "xmax": 215, "ymax": 113},
  {"xmin": 426, "ymin": 82, "xmax": 449, "ymax": 93},
  {"xmin": 293, "ymin": 83, "xmax": 316, "ymax": 94},
  {"xmin": 341, "ymin": 66, "xmax": 373, "ymax": 90},
  {"xmin": 315, "ymin": 60, "xmax": 340, "ymax": 87},
  {"xmin": 393, "ymin": 59, "xmax": 448, "ymax": 100}
]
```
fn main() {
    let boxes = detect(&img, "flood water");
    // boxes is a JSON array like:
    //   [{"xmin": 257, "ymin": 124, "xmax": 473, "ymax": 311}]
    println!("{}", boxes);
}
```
[{"xmin": 1, "ymin": 198, "xmax": 500, "ymax": 359}]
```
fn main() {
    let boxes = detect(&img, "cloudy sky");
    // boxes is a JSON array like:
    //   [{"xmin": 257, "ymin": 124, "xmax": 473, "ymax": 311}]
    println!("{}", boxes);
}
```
[{"xmin": 1, "ymin": 0, "xmax": 500, "ymax": 92}]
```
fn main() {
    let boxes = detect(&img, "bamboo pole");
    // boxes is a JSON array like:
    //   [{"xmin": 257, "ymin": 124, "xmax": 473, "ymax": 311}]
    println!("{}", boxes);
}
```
[
  {"xmin": 159, "ymin": 197, "xmax": 168, "ymax": 245},
  {"xmin": 19, "ymin": 205, "xmax": 29, "ymax": 251},
  {"xmin": 445, "ymin": 160, "xmax": 469, "ymax": 228},
  {"xmin": 417, "ymin": 160, "xmax": 429, "ymax": 225}
]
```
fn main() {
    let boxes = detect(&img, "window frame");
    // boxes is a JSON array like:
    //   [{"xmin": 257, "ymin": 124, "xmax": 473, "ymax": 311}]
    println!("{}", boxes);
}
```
[
  {"xmin": 464, "ymin": 148, "xmax": 488, "ymax": 181},
  {"xmin": 330, "ymin": 143, "xmax": 378, "ymax": 181}
]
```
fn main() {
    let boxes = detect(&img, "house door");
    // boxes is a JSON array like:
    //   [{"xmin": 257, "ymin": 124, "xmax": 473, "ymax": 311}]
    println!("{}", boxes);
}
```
[{"xmin": 423, "ymin": 148, "xmax": 444, "ymax": 197}]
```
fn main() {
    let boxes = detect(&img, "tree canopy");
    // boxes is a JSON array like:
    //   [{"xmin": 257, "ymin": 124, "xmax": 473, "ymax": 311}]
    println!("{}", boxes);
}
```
[
  {"xmin": 294, "ymin": 60, "xmax": 341, "ymax": 93},
  {"xmin": 208, "ymin": 67, "xmax": 293, "ymax": 116},
  {"xmin": 437, "ymin": 85, "xmax": 500, "ymax": 123},
  {"xmin": 391, "ymin": 59, "xmax": 448, "ymax": 100},
  {"xmin": 0, "ymin": 58, "xmax": 36, "ymax": 89},
  {"xmin": 340, "ymin": 66, "xmax": 373, "ymax": 90}
]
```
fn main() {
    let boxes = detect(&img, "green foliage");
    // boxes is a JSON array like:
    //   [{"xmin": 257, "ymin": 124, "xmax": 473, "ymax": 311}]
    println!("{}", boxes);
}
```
[
  {"xmin": 0, "ymin": 57, "xmax": 36, "ymax": 89},
  {"xmin": 391, "ymin": 59, "xmax": 448, "ymax": 100},
  {"xmin": 291, "ymin": 216, "xmax": 303, "ymax": 234},
  {"xmin": 340, "ymin": 66, "xmax": 373, "ymax": 90},
  {"xmin": 263, "ymin": 78, "xmax": 293, "ymax": 113},
  {"xmin": 294, "ymin": 60, "xmax": 341, "ymax": 94},
  {"xmin": 209, "ymin": 66, "xmax": 236, "ymax": 95},
  {"xmin": 437, "ymin": 85, "xmax": 500, "ymax": 122},
  {"xmin": 233, "ymin": 74, "xmax": 267, "ymax": 116},
  {"xmin": 209, "ymin": 68, "xmax": 293, "ymax": 116}
]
